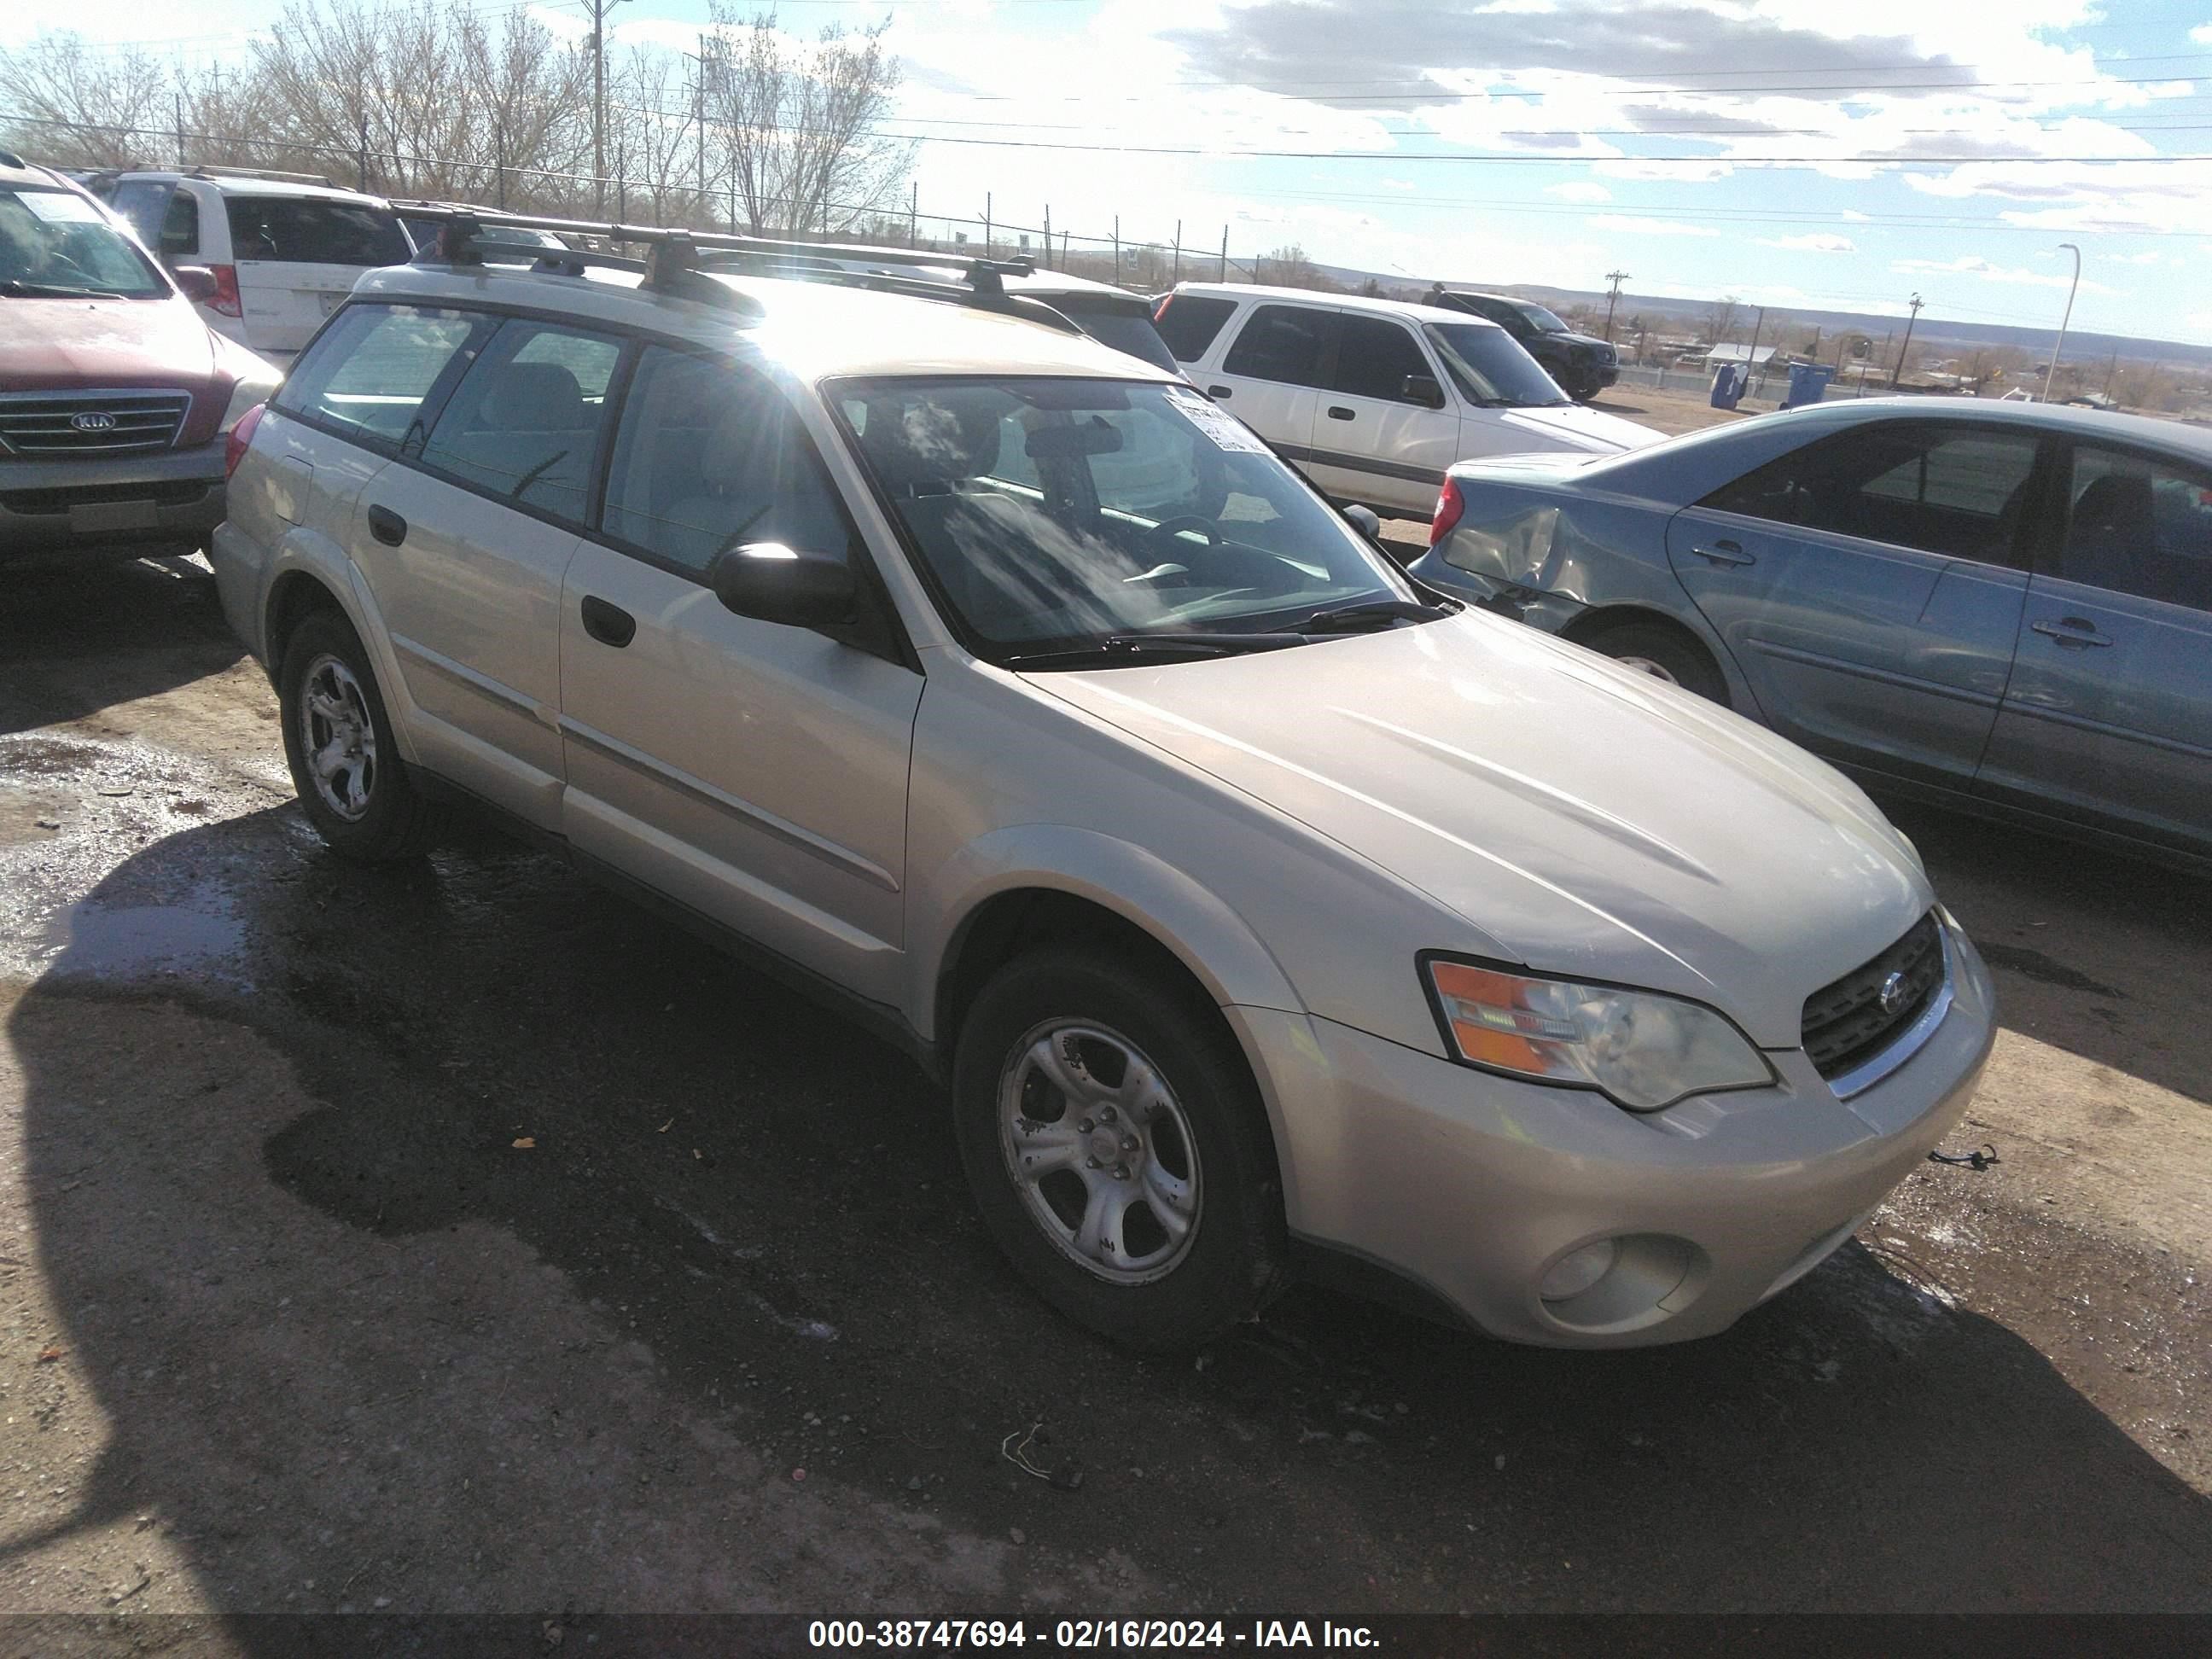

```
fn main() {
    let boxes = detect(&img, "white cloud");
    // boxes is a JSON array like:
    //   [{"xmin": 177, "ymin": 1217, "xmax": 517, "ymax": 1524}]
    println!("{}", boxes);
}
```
[
  {"xmin": 2193, "ymin": 24, "xmax": 2212, "ymax": 44},
  {"xmin": 1545, "ymin": 182, "xmax": 1612, "ymax": 203},
  {"xmin": 2108, "ymin": 250, "xmax": 2165, "ymax": 264},
  {"xmin": 1759, "ymin": 233, "xmax": 1857, "ymax": 253},
  {"xmin": 1591, "ymin": 214, "xmax": 1721, "ymax": 237},
  {"xmin": 1892, "ymin": 255, "xmax": 2116, "ymax": 293}
]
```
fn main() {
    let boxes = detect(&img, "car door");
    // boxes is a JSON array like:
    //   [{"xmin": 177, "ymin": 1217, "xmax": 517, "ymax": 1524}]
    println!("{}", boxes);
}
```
[
  {"xmin": 1663, "ymin": 420, "xmax": 2042, "ymax": 784},
  {"xmin": 224, "ymin": 193, "xmax": 412, "ymax": 358},
  {"xmin": 351, "ymin": 312, "xmax": 622, "ymax": 829},
  {"xmin": 1200, "ymin": 301, "xmax": 1330, "ymax": 468},
  {"xmin": 1301, "ymin": 311, "xmax": 1462, "ymax": 515},
  {"xmin": 1976, "ymin": 440, "xmax": 2212, "ymax": 850},
  {"xmin": 558, "ymin": 342, "xmax": 923, "ymax": 1006}
]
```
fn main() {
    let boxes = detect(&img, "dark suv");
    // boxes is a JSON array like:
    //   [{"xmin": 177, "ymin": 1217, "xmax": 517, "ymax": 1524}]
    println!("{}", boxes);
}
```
[{"xmin": 1429, "ymin": 291, "xmax": 1618, "ymax": 402}]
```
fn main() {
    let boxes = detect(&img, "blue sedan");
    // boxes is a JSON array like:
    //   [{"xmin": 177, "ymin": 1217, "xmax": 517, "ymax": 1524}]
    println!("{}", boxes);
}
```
[{"xmin": 1407, "ymin": 398, "xmax": 2212, "ymax": 866}]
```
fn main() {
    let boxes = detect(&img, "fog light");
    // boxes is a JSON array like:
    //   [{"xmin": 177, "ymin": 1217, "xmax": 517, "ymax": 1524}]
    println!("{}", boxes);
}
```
[{"xmin": 1539, "ymin": 1238, "xmax": 1620, "ymax": 1302}]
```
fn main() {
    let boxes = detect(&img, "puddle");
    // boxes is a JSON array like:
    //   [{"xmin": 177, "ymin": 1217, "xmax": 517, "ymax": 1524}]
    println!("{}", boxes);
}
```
[{"xmin": 40, "ymin": 891, "xmax": 247, "ymax": 983}]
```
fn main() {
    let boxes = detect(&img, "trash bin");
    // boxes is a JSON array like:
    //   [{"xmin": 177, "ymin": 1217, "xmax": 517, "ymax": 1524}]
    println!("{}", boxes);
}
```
[
  {"xmin": 1783, "ymin": 363, "xmax": 1837, "ymax": 409},
  {"xmin": 1709, "ymin": 364, "xmax": 1744, "ymax": 410}
]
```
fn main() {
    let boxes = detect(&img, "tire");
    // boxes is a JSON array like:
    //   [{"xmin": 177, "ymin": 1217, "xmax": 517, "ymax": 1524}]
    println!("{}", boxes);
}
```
[
  {"xmin": 952, "ymin": 946, "xmax": 1289, "ymax": 1350},
  {"xmin": 277, "ymin": 609, "xmax": 449, "ymax": 861},
  {"xmin": 1584, "ymin": 619, "xmax": 1731, "ymax": 706}
]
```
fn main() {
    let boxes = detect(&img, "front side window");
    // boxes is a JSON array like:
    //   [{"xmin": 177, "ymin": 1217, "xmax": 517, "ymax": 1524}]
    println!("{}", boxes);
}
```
[
  {"xmin": 1153, "ymin": 294, "xmax": 1237, "ymax": 364},
  {"xmin": 1517, "ymin": 302, "xmax": 1569, "ymax": 335},
  {"xmin": 836, "ymin": 376, "xmax": 1416, "ymax": 655},
  {"xmin": 2058, "ymin": 446, "xmax": 2212, "ymax": 613},
  {"xmin": 1704, "ymin": 422, "xmax": 2039, "ymax": 565},
  {"xmin": 224, "ymin": 196, "xmax": 410, "ymax": 266},
  {"xmin": 1423, "ymin": 323, "xmax": 1568, "ymax": 408},
  {"xmin": 157, "ymin": 189, "xmax": 201, "ymax": 260},
  {"xmin": 0, "ymin": 188, "xmax": 166, "ymax": 298},
  {"xmin": 1333, "ymin": 315, "xmax": 1435, "ymax": 404},
  {"xmin": 419, "ymin": 318, "xmax": 622, "ymax": 523},
  {"xmin": 602, "ymin": 345, "xmax": 851, "ymax": 576},
  {"xmin": 275, "ymin": 302, "xmax": 492, "ymax": 445},
  {"xmin": 1221, "ymin": 304, "xmax": 1333, "ymax": 388}
]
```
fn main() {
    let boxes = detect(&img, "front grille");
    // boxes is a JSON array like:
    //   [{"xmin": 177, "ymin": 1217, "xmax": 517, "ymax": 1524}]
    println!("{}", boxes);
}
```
[
  {"xmin": 1802, "ymin": 911, "xmax": 1945, "ymax": 1080},
  {"xmin": 0, "ymin": 391, "xmax": 193, "ymax": 457}
]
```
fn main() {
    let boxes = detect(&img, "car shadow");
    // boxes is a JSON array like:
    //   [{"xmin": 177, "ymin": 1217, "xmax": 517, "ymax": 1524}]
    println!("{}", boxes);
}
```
[
  {"xmin": 0, "ymin": 555, "xmax": 244, "ymax": 737},
  {"xmin": 5, "ymin": 806, "xmax": 2208, "ymax": 1627}
]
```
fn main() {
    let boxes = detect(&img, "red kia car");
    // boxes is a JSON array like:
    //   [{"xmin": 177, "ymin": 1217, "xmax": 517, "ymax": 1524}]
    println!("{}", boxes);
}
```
[{"xmin": 0, "ymin": 150, "xmax": 279, "ymax": 561}]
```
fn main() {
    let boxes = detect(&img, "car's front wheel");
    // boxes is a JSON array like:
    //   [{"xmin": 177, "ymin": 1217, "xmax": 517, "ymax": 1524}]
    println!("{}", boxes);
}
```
[
  {"xmin": 278, "ymin": 609, "xmax": 449, "ymax": 860},
  {"xmin": 952, "ymin": 946, "xmax": 1288, "ymax": 1350}
]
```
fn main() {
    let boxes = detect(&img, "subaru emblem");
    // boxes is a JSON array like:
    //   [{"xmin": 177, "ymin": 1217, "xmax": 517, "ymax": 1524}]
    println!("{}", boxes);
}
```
[
  {"xmin": 70, "ymin": 411, "xmax": 118, "ymax": 433},
  {"xmin": 1877, "ymin": 970, "xmax": 1907, "ymax": 1015}
]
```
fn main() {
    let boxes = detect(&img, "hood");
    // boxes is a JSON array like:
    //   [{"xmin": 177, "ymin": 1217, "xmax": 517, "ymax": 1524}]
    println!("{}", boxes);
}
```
[
  {"xmin": 1495, "ymin": 402, "xmax": 1665, "ymax": 455},
  {"xmin": 0, "ymin": 294, "xmax": 236, "ymax": 447},
  {"xmin": 1548, "ymin": 329, "xmax": 1615, "ymax": 356},
  {"xmin": 1022, "ymin": 613, "xmax": 1931, "ymax": 1046}
]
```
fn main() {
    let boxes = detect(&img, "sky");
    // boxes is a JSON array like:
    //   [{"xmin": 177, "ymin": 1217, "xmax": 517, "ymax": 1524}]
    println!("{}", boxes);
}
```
[{"xmin": 11, "ymin": 0, "xmax": 2212, "ymax": 343}]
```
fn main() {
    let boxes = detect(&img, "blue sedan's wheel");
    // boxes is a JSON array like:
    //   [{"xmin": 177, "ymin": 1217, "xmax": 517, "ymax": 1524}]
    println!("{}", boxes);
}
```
[{"xmin": 1585, "ymin": 620, "xmax": 1730, "ymax": 707}]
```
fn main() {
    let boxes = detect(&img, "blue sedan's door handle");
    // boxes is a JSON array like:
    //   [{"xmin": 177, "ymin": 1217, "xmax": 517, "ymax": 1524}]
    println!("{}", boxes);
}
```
[
  {"xmin": 2032, "ymin": 616, "xmax": 2114, "ymax": 649},
  {"xmin": 1693, "ymin": 538, "xmax": 1755, "ymax": 567}
]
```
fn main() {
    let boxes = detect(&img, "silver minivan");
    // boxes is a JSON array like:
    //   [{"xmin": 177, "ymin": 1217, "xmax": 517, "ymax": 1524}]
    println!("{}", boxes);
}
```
[{"xmin": 208, "ymin": 221, "xmax": 1994, "ymax": 1353}]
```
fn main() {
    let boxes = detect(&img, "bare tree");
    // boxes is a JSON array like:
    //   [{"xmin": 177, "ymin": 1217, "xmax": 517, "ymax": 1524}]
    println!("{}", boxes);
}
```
[
  {"xmin": 0, "ymin": 33, "xmax": 173, "ymax": 167},
  {"xmin": 1703, "ymin": 295, "xmax": 1742, "ymax": 346},
  {"xmin": 1253, "ymin": 244, "xmax": 1336, "ymax": 290},
  {"xmin": 608, "ymin": 46, "xmax": 701, "ymax": 224}
]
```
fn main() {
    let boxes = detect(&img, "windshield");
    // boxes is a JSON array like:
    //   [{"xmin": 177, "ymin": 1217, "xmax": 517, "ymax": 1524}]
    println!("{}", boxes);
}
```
[
  {"xmin": 836, "ymin": 377, "xmax": 1417, "ymax": 660},
  {"xmin": 0, "ymin": 189, "xmax": 167, "ymax": 298},
  {"xmin": 1423, "ymin": 323, "xmax": 1570, "ymax": 409},
  {"xmin": 1519, "ymin": 302, "xmax": 1569, "ymax": 334}
]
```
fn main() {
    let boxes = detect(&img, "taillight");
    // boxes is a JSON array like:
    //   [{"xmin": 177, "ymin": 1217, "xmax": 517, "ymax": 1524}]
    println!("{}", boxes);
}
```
[
  {"xmin": 1429, "ymin": 474, "xmax": 1465, "ymax": 545},
  {"xmin": 225, "ymin": 402, "xmax": 266, "ymax": 479},
  {"xmin": 206, "ymin": 264, "xmax": 242, "ymax": 318}
]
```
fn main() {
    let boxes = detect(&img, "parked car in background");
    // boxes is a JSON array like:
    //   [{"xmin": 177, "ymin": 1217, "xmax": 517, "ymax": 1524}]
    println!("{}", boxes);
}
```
[
  {"xmin": 209, "ymin": 222, "xmax": 1993, "ymax": 1353},
  {"xmin": 1411, "ymin": 398, "xmax": 2212, "ymax": 866},
  {"xmin": 393, "ymin": 202, "xmax": 574, "ymax": 262},
  {"xmin": 1426, "ymin": 291, "xmax": 1621, "ymax": 403},
  {"xmin": 93, "ymin": 167, "xmax": 410, "ymax": 363},
  {"xmin": 0, "ymin": 151, "xmax": 280, "ymax": 561},
  {"xmin": 1154, "ymin": 284, "xmax": 1661, "ymax": 518}
]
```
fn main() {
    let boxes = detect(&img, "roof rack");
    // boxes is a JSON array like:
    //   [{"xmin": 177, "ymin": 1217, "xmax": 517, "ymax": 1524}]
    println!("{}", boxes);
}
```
[
  {"xmin": 189, "ymin": 164, "xmax": 342, "ymax": 188},
  {"xmin": 401, "ymin": 206, "xmax": 1079, "ymax": 335}
]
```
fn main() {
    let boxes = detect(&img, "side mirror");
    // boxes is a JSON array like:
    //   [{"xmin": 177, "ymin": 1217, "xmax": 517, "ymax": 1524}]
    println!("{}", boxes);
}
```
[
  {"xmin": 709, "ymin": 542, "xmax": 858, "ymax": 629},
  {"xmin": 172, "ymin": 265, "xmax": 219, "ymax": 304},
  {"xmin": 1342, "ymin": 504, "xmax": 1383, "ymax": 541},
  {"xmin": 1400, "ymin": 373, "xmax": 1446, "ymax": 410}
]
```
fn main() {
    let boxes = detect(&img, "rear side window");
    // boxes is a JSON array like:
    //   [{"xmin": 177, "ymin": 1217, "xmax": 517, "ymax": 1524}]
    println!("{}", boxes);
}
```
[
  {"xmin": 420, "ymin": 318, "xmax": 623, "ymax": 525},
  {"xmin": 108, "ymin": 181, "xmax": 171, "ymax": 247},
  {"xmin": 2058, "ymin": 446, "xmax": 2212, "ymax": 613},
  {"xmin": 224, "ymin": 196, "xmax": 410, "ymax": 266},
  {"xmin": 1154, "ymin": 294, "xmax": 1237, "ymax": 363},
  {"xmin": 1703, "ymin": 423, "xmax": 2040, "ymax": 567},
  {"xmin": 1222, "ymin": 303, "xmax": 1333, "ymax": 388},
  {"xmin": 601, "ymin": 346, "xmax": 850, "ymax": 576},
  {"xmin": 1332, "ymin": 315, "xmax": 1432, "ymax": 403},
  {"xmin": 275, "ymin": 303, "xmax": 492, "ymax": 446}
]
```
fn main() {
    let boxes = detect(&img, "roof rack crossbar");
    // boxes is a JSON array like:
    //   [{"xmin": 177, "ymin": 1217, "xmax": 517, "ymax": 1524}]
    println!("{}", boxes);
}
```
[{"xmin": 188, "ymin": 164, "xmax": 341, "ymax": 188}]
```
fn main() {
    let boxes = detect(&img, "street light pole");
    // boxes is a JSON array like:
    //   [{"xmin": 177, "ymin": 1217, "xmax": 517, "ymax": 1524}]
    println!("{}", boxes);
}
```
[
  {"xmin": 591, "ymin": 0, "xmax": 631, "ymax": 216},
  {"xmin": 2040, "ymin": 242, "xmax": 2082, "ymax": 404}
]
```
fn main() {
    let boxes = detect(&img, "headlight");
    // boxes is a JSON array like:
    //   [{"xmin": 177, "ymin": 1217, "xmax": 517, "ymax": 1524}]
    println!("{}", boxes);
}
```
[
  {"xmin": 220, "ymin": 375, "xmax": 278, "ymax": 434},
  {"xmin": 1423, "ymin": 958, "xmax": 1773, "ymax": 1111}
]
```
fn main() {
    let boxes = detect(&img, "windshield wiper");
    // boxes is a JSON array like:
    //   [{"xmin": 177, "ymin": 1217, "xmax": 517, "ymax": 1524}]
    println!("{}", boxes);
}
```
[
  {"xmin": 0, "ymin": 280, "xmax": 117, "ymax": 299},
  {"xmin": 1298, "ymin": 600, "xmax": 1455, "ymax": 634},
  {"xmin": 1001, "ymin": 632, "xmax": 1309, "ymax": 670}
]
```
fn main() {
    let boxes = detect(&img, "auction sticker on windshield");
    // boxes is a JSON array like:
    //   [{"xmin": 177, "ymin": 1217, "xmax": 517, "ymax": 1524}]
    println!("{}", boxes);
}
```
[
  {"xmin": 1166, "ymin": 386, "xmax": 1268, "ymax": 453},
  {"xmin": 17, "ymin": 191, "xmax": 104, "ymax": 224}
]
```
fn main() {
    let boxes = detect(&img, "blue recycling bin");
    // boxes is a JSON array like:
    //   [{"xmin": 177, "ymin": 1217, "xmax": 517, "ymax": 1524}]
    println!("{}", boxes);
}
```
[
  {"xmin": 1783, "ymin": 362, "xmax": 1837, "ymax": 409},
  {"xmin": 1709, "ymin": 363, "xmax": 1744, "ymax": 410}
]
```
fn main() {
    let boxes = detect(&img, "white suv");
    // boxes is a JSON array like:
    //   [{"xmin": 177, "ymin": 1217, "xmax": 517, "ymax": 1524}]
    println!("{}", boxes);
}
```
[
  {"xmin": 96, "ymin": 168, "xmax": 411, "ymax": 363},
  {"xmin": 208, "ymin": 217, "xmax": 1992, "ymax": 1352},
  {"xmin": 1155, "ymin": 284, "xmax": 1662, "ymax": 517}
]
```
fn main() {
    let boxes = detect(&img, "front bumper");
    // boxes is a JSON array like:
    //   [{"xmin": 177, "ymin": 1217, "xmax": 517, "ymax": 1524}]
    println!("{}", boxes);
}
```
[
  {"xmin": 0, "ymin": 445, "xmax": 227, "ymax": 556},
  {"xmin": 1231, "ymin": 919, "xmax": 1995, "ymax": 1347}
]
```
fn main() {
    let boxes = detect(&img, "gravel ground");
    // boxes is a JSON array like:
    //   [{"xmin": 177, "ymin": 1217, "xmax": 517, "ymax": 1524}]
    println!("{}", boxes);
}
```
[{"xmin": 0, "ymin": 555, "xmax": 2205, "ymax": 1646}]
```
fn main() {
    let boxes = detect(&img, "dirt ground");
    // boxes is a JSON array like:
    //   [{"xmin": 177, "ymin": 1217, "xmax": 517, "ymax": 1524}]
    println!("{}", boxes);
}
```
[{"xmin": 0, "ymin": 556, "xmax": 2207, "ymax": 1644}]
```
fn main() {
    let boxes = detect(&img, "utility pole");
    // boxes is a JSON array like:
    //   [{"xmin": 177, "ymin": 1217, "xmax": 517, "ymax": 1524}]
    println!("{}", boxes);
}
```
[
  {"xmin": 690, "ymin": 43, "xmax": 708, "ymax": 229},
  {"xmin": 1113, "ymin": 215, "xmax": 1121, "ymax": 288},
  {"xmin": 1043, "ymin": 205, "xmax": 1052, "ymax": 268},
  {"xmin": 1173, "ymin": 220, "xmax": 1182, "ymax": 287},
  {"xmin": 173, "ymin": 92, "xmax": 186, "ymax": 166},
  {"xmin": 1889, "ymin": 294, "xmax": 1924, "ymax": 391},
  {"xmin": 590, "ymin": 0, "xmax": 631, "ymax": 216},
  {"xmin": 2040, "ymin": 242, "xmax": 2081, "ymax": 403},
  {"xmin": 356, "ymin": 111, "xmax": 370, "ymax": 192},
  {"xmin": 911, "ymin": 183, "xmax": 920, "ymax": 248},
  {"xmin": 1602, "ymin": 269, "xmax": 1629, "ymax": 341},
  {"xmin": 983, "ymin": 192, "xmax": 992, "ymax": 259},
  {"xmin": 1746, "ymin": 306, "xmax": 1767, "ymax": 393}
]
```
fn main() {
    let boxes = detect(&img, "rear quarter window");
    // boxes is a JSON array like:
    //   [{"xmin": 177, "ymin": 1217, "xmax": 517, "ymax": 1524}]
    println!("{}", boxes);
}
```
[
  {"xmin": 274, "ymin": 303, "xmax": 493, "ymax": 447},
  {"xmin": 225, "ymin": 196, "xmax": 410, "ymax": 266},
  {"xmin": 1154, "ymin": 294, "xmax": 1237, "ymax": 364}
]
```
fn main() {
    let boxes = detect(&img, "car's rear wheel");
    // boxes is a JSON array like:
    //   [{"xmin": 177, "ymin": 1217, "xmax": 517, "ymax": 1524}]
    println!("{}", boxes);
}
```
[
  {"xmin": 952, "ymin": 946, "xmax": 1288, "ymax": 1350},
  {"xmin": 1583, "ymin": 619, "xmax": 1731, "ymax": 706},
  {"xmin": 278, "ymin": 610, "xmax": 448, "ymax": 860}
]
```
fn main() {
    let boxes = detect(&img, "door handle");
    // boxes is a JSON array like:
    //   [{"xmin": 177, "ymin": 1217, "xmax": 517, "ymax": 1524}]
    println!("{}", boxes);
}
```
[
  {"xmin": 1207, "ymin": 385, "xmax": 1232, "ymax": 399},
  {"xmin": 365, "ymin": 504, "xmax": 406, "ymax": 546},
  {"xmin": 579, "ymin": 595, "xmax": 637, "ymax": 649},
  {"xmin": 2031, "ymin": 616, "xmax": 2113, "ymax": 649},
  {"xmin": 1325, "ymin": 405, "xmax": 1356, "ymax": 421},
  {"xmin": 1692, "ymin": 538, "xmax": 1755, "ymax": 567}
]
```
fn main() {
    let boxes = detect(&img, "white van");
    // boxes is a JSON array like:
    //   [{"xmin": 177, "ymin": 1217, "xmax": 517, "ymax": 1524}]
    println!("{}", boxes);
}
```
[
  {"xmin": 97, "ymin": 168, "xmax": 411, "ymax": 364},
  {"xmin": 1155, "ymin": 284, "xmax": 1662, "ymax": 516}
]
